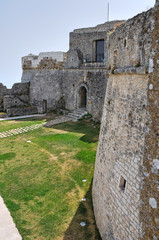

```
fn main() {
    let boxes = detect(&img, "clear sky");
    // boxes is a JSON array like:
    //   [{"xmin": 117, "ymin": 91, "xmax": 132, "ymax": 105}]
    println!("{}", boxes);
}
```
[{"xmin": 0, "ymin": 0, "xmax": 155, "ymax": 88}]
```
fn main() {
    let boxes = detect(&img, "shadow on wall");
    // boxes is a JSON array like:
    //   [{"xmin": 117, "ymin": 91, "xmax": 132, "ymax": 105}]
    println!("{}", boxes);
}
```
[{"xmin": 63, "ymin": 182, "xmax": 102, "ymax": 240}]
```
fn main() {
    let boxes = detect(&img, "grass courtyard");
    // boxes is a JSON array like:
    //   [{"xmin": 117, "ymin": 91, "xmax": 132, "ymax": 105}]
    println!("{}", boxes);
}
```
[{"xmin": 0, "ymin": 116, "xmax": 101, "ymax": 240}]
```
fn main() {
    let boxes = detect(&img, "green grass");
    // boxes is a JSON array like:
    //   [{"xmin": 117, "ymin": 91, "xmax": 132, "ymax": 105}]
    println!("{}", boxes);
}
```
[
  {"xmin": 0, "ymin": 119, "xmax": 101, "ymax": 240},
  {"xmin": 0, "ymin": 118, "xmax": 46, "ymax": 132}
]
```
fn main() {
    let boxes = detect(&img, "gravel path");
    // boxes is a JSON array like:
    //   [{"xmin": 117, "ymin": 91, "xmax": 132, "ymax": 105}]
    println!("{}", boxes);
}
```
[{"xmin": 0, "ymin": 116, "xmax": 72, "ymax": 139}]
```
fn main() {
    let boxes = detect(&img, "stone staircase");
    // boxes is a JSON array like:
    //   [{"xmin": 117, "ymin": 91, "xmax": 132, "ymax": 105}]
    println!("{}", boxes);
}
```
[{"xmin": 67, "ymin": 108, "xmax": 88, "ymax": 121}]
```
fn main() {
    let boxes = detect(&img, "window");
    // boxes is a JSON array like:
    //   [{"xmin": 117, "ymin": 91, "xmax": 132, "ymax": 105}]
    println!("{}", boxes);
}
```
[
  {"xmin": 124, "ymin": 39, "xmax": 127, "ymax": 47},
  {"xmin": 119, "ymin": 176, "xmax": 126, "ymax": 192},
  {"xmin": 96, "ymin": 40, "xmax": 104, "ymax": 62}
]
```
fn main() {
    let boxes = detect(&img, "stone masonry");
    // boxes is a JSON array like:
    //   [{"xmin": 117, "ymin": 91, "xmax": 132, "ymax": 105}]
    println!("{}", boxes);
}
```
[
  {"xmin": 17, "ymin": 20, "xmax": 123, "ymax": 120},
  {"xmin": 21, "ymin": 52, "xmax": 65, "ymax": 82},
  {"xmin": 1, "ymin": 21, "xmax": 125, "ymax": 120},
  {"xmin": 93, "ymin": 3, "xmax": 159, "ymax": 240},
  {"xmin": 3, "ymin": 82, "xmax": 37, "ymax": 117},
  {"xmin": 0, "ymin": 83, "xmax": 10, "ymax": 111},
  {"xmin": 0, "ymin": 3, "xmax": 158, "ymax": 239}
]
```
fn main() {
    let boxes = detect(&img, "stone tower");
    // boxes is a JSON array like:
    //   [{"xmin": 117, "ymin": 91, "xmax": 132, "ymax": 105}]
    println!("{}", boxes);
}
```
[{"xmin": 93, "ymin": 3, "xmax": 159, "ymax": 240}]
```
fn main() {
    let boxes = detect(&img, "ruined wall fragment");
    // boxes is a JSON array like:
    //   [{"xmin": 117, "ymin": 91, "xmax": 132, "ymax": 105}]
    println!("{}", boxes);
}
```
[{"xmin": 0, "ymin": 83, "xmax": 9, "ymax": 111}]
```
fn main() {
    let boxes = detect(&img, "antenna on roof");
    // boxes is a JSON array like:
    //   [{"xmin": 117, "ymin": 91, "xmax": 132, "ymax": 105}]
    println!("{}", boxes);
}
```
[{"xmin": 107, "ymin": 2, "xmax": 109, "ymax": 22}]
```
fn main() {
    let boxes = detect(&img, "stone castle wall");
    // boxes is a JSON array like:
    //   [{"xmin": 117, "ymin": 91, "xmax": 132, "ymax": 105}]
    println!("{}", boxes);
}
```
[
  {"xmin": 17, "ymin": 21, "xmax": 123, "ymax": 120},
  {"xmin": 27, "ymin": 68, "xmax": 107, "ymax": 120},
  {"xmin": 3, "ymin": 83, "xmax": 30, "ymax": 110},
  {"xmin": 0, "ymin": 2, "xmax": 158, "ymax": 238},
  {"xmin": 22, "ymin": 52, "xmax": 65, "ymax": 69},
  {"xmin": 21, "ymin": 52, "xmax": 65, "ymax": 83},
  {"xmin": 29, "ymin": 70, "xmax": 63, "ymax": 113},
  {"xmin": 69, "ymin": 30, "xmax": 107, "ymax": 64},
  {"xmin": 2, "ymin": 82, "xmax": 37, "ymax": 117},
  {"xmin": 140, "ymin": 2, "xmax": 159, "ymax": 239},
  {"xmin": 93, "ymin": 73, "xmax": 149, "ymax": 239},
  {"xmin": 69, "ymin": 21, "xmax": 124, "ymax": 65},
  {"xmin": 108, "ymin": 9, "xmax": 154, "ymax": 70},
  {"xmin": 62, "ymin": 69, "xmax": 107, "ymax": 120},
  {"xmin": 0, "ymin": 83, "xmax": 10, "ymax": 111},
  {"xmin": 93, "ymin": 4, "xmax": 159, "ymax": 240}
]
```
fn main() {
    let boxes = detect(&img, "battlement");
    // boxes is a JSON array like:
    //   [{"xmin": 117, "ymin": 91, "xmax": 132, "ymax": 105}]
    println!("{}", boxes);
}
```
[{"xmin": 22, "ymin": 51, "xmax": 66, "ymax": 70}]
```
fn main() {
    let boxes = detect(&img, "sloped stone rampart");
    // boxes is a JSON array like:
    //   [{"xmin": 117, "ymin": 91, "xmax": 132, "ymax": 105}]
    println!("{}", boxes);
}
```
[
  {"xmin": 93, "ymin": 74, "xmax": 149, "ymax": 239},
  {"xmin": 139, "ymin": 3, "xmax": 159, "ymax": 239},
  {"xmin": 93, "ymin": 3, "xmax": 159, "ymax": 240}
]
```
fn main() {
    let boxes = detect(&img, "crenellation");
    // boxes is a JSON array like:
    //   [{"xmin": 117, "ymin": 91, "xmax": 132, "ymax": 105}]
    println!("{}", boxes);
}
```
[
  {"xmin": 0, "ymin": 2, "xmax": 158, "ymax": 239},
  {"xmin": 22, "ymin": 52, "xmax": 65, "ymax": 70}
]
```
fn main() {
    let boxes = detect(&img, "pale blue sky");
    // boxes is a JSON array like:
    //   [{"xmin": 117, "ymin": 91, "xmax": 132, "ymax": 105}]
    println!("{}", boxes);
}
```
[{"xmin": 0, "ymin": 0, "xmax": 155, "ymax": 88}]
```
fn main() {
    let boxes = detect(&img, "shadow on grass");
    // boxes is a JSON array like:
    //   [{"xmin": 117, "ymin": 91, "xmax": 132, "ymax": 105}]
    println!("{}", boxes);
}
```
[
  {"xmin": 63, "ymin": 181, "xmax": 102, "ymax": 240},
  {"xmin": 52, "ymin": 119, "xmax": 100, "ymax": 143}
]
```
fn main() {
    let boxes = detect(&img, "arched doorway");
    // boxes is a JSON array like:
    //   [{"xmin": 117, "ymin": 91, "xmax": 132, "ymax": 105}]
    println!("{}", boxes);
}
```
[{"xmin": 78, "ymin": 86, "xmax": 87, "ymax": 108}]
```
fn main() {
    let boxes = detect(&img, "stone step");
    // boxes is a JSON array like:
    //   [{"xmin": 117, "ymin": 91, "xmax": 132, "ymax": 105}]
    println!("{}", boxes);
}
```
[
  {"xmin": 71, "ymin": 111, "xmax": 87, "ymax": 115},
  {"xmin": 68, "ymin": 113, "xmax": 82, "ymax": 118},
  {"xmin": 67, "ymin": 109, "xmax": 88, "ymax": 120},
  {"xmin": 75, "ymin": 109, "xmax": 87, "ymax": 112},
  {"xmin": 74, "ymin": 108, "xmax": 87, "ymax": 113}
]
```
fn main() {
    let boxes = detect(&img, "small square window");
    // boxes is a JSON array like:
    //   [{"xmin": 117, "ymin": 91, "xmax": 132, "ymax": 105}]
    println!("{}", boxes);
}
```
[{"xmin": 119, "ymin": 176, "xmax": 126, "ymax": 192}]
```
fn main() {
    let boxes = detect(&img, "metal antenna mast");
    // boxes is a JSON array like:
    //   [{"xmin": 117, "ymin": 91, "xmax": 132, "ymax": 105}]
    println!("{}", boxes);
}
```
[{"xmin": 107, "ymin": 2, "xmax": 109, "ymax": 22}]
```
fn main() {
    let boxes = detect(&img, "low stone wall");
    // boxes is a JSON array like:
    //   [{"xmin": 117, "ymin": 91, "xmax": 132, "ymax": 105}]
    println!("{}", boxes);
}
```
[{"xmin": 6, "ymin": 107, "xmax": 38, "ymax": 117}]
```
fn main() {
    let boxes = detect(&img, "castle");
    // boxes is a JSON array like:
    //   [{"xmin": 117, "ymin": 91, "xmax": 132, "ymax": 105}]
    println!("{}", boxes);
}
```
[
  {"xmin": 0, "ymin": 1, "xmax": 159, "ymax": 239},
  {"xmin": 0, "ymin": 20, "xmax": 124, "ymax": 120},
  {"xmin": 93, "ymin": 2, "xmax": 159, "ymax": 240}
]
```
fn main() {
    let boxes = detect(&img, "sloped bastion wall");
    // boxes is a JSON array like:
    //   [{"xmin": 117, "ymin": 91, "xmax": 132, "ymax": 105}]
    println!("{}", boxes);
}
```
[{"xmin": 93, "ymin": 3, "xmax": 159, "ymax": 240}]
